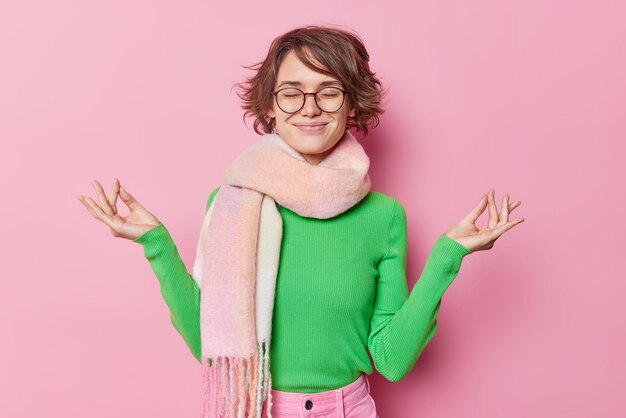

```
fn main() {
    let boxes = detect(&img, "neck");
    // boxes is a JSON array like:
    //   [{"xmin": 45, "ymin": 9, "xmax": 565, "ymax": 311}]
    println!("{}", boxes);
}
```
[{"xmin": 302, "ymin": 154, "xmax": 323, "ymax": 165}]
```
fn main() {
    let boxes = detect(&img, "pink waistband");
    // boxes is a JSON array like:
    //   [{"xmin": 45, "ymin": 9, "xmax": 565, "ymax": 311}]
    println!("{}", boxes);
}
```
[{"xmin": 266, "ymin": 373, "xmax": 371, "ymax": 417}]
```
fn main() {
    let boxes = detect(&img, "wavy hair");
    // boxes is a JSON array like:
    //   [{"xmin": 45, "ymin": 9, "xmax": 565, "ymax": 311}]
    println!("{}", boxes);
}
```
[{"xmin": 233, "ymin": 25, "xmax": 388, "ymax": 136}]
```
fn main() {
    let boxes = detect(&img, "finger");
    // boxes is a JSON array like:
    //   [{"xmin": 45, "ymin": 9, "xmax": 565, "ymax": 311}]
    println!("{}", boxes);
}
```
[
  {"xmin": 508, "ymin": 200, "xmax": 521, "ymax": 214},
  {"xmin": 81, "ymin": 194, "xmax": 102, "ymax": 216},
  {"xmin": 82, "ymin": 195, "xmax": 106, "ymax": 220},
  {"xmin": 92, "ymin": 180, "xmax": 115, "ymax": 217},
  {"xmin": 487, "ymin": 189, "xmax": 499, "ymax": 229},
  {"xmin": 463, "ymin": 194, "xmax": 488, "ymax": 224},
  {"xmin": 500, "ymin": 194, "xmax": 510, "ymax": 224},
  {"xmin": 78, "ymin": 196, "xmax": 99, "ymax": 219},
  {"xmin": 492, "ymin": 217, "xmax": 525, "ymax": 238},
  {"xmin": 108, "ymin": 178, "xmax": 120, "ymax": 216},
  {"xmin": 82, "ymin": 196, "xmax": 118, "ymax": 230},
  {"xmin": 118, "ymin": 184, "xmax": 143, "ymax": 212}
]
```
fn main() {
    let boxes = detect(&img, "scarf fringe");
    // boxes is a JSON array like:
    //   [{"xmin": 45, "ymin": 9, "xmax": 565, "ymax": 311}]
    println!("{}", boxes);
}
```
[{"xmin": 202, "ymin": 341, "xmax": 273, "ymax": 418}]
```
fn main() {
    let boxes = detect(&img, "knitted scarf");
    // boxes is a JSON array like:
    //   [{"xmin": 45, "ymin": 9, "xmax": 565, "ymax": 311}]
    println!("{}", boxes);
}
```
[{"xmin": 191, "ymin": 128, "xmax": 371, "ymax": 418}]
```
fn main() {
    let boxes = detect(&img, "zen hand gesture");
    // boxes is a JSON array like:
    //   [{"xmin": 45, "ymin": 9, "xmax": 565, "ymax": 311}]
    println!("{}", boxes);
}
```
[
  {"xmin": 78, "ymin": 178, "xmax": 161, "ymax": 241},
  {"xmin": 444, "ymin": 189, "xmax": 524, "ymax": 253}
]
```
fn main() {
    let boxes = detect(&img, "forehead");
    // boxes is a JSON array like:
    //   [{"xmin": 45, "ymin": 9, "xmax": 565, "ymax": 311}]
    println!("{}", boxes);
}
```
[{"xmin": 275, "ymin": 50, "xmax": 341, "ymax": 87}]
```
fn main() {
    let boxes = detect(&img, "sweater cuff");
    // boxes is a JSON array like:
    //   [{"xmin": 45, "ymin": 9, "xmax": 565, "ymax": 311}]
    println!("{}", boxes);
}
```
[
  {"xmin": 133, "ymin": 223, "xmax": 174, "ymax": 259},
  {"xmin": 435, "ymin": 234, "xmax": 472, "ymax": 259},
  {"xmin": 415, "ymin": 234, "xmax": 471, "ymax": 293}
]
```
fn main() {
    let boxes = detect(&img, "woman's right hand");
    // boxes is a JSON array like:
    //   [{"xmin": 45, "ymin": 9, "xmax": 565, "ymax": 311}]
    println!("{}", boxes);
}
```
[{"xmin": 78, "ymin": 178, "xmax": 162, "ymax": 241}]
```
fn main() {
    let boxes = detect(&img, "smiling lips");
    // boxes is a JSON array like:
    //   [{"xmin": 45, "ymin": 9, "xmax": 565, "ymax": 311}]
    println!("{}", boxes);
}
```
[{"xmin": 294, "ymin": 122, "xmax": 328, "ymax": 132}]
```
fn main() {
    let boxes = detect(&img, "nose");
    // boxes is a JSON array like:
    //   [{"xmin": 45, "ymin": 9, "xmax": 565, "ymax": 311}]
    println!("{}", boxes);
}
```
[{"xmin": 299, "ymin": 93, "xmax": 322, "ymax": 117}]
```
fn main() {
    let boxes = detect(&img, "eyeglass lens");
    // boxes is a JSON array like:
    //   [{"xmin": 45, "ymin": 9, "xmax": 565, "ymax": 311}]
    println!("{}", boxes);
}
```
[{"xmin": 275, "ymin": 87, "xmax": 345, "ymax": 113}]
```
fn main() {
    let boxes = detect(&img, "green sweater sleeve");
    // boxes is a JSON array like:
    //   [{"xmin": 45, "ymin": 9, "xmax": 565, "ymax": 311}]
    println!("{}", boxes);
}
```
[
  {"xmin": 368, "ymin": 200, "xmax": 472, "ymax": 382},
  {"xmin": 133, "ymin": 187, "xmax": 221, "ymax": 364}
]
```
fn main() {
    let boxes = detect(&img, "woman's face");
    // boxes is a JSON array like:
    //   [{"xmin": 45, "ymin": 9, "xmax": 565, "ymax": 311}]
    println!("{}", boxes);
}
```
[{"xmin": 266, "ymin": 50, "xmax": 355, "ymax": 165}]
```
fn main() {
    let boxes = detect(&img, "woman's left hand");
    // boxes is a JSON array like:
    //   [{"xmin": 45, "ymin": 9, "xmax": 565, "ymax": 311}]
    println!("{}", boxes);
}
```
[{"xmin": 443, "ymin": 189, "xmax": 524, "ymax": 253}]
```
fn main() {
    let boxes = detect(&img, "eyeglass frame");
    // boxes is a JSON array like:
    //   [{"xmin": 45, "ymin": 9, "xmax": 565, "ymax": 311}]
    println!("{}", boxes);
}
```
[{"xmin": 270, "ymin": 87, "xmax": 350, "ymax": 114}]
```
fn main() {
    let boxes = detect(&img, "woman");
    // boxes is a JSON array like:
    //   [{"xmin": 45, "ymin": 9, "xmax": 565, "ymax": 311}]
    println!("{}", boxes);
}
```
[{"xmin": 78, "ymin": 25, "xmax": 523, "ymax": 418}]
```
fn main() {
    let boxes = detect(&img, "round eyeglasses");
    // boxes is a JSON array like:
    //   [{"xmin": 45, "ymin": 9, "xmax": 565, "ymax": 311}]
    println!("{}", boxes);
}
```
[{"xmin": 271, "ymin": 87, "xmax": 349, "ymax": 114}]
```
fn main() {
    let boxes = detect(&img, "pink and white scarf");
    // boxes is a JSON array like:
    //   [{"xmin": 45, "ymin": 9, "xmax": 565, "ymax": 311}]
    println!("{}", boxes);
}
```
[{"xmin": 191, "ymin": 129, "xmax": 371, "ymax": 418}]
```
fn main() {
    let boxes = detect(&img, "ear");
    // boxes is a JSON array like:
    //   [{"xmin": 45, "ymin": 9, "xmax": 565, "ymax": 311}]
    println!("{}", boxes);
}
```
[
  {"xmin": 266, "ymin": 108, "xmax": 275, "ymax": 119},
  {"xmin": 347, "ymin": 97, "xmax": 356, "ymax": 118}
]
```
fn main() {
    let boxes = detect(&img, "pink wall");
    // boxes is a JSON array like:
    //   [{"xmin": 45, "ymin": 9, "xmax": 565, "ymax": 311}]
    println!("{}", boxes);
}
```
[{"xmin": 1, "ymin": 0, "xmax": 624, "ymax": 416}]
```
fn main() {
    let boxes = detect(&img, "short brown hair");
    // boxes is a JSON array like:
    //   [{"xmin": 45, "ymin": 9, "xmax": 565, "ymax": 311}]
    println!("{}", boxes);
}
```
[{"xmin": 233, "ymin": 25, "xmax": 388, "ymax": 136}]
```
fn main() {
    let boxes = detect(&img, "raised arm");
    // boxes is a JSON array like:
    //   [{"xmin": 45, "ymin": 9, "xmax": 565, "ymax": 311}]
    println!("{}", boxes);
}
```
[{"xmin": 368, "ymin": 200, "xmax": 471, "ymax": 382}]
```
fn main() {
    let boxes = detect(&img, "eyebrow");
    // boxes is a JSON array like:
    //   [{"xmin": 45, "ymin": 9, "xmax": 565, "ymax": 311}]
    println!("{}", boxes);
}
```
[{"xmin": 276, "ymin": 80, "xmax": 343, "ymax": 89}]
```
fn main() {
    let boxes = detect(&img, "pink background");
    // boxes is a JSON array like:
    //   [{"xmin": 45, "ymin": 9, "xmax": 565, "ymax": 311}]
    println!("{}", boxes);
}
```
[{"xmin": 1, "ymin": 0, "xmax": 624, "ymax": 417}]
